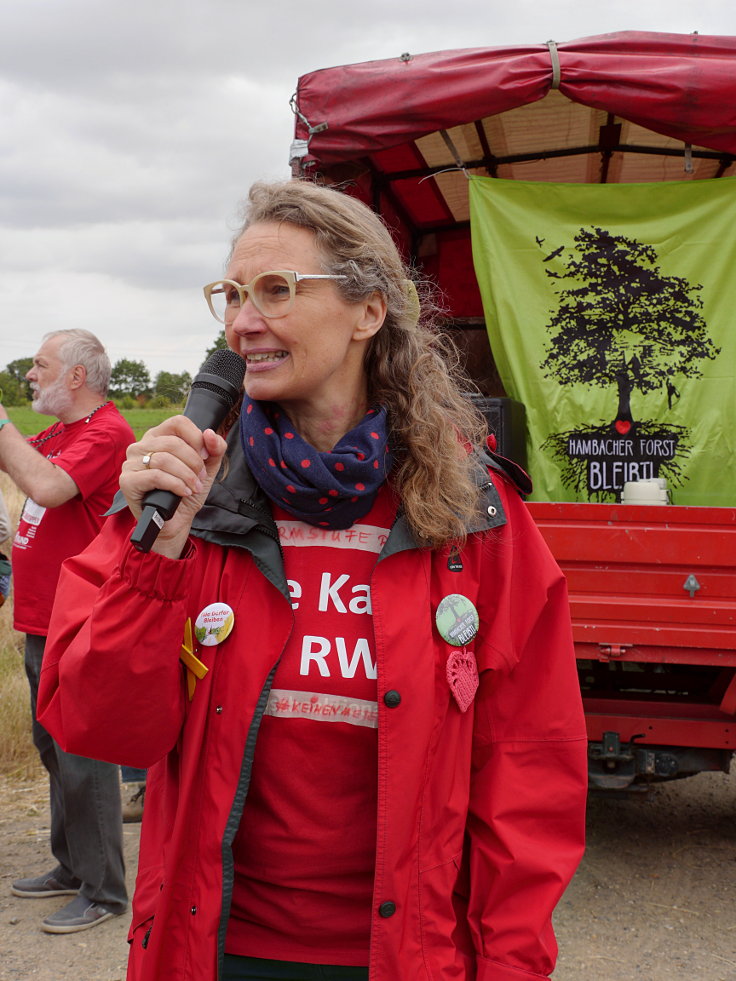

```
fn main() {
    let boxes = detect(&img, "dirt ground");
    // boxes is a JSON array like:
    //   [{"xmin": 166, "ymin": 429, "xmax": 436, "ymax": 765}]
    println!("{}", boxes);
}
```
[{"xmin": 1, "ymin": 769, "xmax": 735, "ymax": 981}]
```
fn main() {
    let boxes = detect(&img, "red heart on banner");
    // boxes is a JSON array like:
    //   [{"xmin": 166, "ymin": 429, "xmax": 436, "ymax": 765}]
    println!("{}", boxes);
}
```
[{"xmin": 615, "ymin": 420, "xmax": 632, "ymax": 435}]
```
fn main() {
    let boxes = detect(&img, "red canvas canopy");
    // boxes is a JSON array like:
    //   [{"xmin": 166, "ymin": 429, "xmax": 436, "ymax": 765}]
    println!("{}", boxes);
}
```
[{"xmin": 290, "ymin": 31, "xmax": 736, "ymax": 323}]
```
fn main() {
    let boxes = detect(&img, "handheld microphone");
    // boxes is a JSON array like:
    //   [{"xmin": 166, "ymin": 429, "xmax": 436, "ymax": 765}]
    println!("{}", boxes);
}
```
[{"xmin": 130, "ymin": 348, "xmax": 246, "ymax": 553}]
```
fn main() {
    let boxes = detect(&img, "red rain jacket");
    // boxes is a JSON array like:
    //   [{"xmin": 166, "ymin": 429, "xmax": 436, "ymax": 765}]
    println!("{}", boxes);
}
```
[{"xmin": 38, "ymin": 443, "xmax": 587, "ymax": 981}]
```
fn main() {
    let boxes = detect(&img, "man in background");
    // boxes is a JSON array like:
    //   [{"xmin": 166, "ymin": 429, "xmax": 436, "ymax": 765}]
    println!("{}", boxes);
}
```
[
  {"xmin": 0, "ymin": 489, "xmax": 10, "ymax": 606},
  {"xmin": 0, "ymin": 329, "xmax": 133, "ymax": 933},
  {"xmin": 0, "ymin": 488, "xmax": 10, "ymax": 543}
]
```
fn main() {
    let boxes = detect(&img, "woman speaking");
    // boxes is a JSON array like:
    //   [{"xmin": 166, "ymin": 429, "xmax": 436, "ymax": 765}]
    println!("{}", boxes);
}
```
[{"xmin": 39, "ymin": 179, "xmax": 587, "ymax": 981}]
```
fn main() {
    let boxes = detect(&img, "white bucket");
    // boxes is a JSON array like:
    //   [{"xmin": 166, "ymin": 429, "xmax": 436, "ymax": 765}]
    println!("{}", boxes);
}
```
[{"xmin": 621, "ymin": 478, "xmax": 669, "ymax": 505}]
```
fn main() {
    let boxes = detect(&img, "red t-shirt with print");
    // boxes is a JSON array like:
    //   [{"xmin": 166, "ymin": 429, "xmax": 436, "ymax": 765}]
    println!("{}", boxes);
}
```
[
  {"xmin": 226, "ymin": 485, "xmax": 397, "ymax": 965},
  {"xmin": 12, "ymin": 404, "xmax": 134, "ymax": 635}
]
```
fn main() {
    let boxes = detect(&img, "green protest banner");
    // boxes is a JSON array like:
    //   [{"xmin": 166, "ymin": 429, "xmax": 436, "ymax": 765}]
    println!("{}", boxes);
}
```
[{"xmin": 469, "ymin": 176, "xmax": 735, "ymax": 505}]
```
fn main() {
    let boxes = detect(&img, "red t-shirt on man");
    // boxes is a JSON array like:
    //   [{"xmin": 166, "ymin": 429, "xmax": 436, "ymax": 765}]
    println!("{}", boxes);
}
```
[{"xmin": 12, "ymin": 403, "xmax": 134, "ymax": 635}]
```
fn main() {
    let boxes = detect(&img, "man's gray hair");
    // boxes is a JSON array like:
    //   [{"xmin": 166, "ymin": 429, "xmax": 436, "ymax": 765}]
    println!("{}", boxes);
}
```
[{"xmin": 44, "ymin": 329, "xmax": 112, "ymax": 396}]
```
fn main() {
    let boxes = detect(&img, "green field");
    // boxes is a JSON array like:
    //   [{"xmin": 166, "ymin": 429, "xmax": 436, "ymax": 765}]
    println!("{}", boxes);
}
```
[{"xmin": 6, "ymin": 405, "xmax": 181, "ymax": 441}]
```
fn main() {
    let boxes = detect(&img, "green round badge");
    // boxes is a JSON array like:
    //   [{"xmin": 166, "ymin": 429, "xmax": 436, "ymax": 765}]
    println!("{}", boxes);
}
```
[{"xmin": 435, "ymin": 594, "xmax": 479, "ymax": 647}]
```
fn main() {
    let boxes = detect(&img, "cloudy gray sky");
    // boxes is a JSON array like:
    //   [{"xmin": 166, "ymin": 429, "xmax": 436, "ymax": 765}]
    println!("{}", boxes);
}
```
[{"xmin": 2, "ymin": 0, "xmax": 735, "ymax": 379}]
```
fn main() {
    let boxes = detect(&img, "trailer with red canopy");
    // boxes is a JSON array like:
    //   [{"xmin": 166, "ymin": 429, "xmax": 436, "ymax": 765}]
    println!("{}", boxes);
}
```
[{"xmin": 290, "ymin": 31, "xmax": 736, "ymax": 790}]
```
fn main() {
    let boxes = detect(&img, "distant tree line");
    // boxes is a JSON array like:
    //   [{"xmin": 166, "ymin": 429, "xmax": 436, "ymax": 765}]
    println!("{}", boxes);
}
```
[
  {"xmin": 0, "ymin": 359, "xmax": 34, "ymax": 405},
  {"xmin": 107, "ymin": 359, "xmax": 193, "ymax": 408},
  {"xmin": 0, "ymin": 340, "xmax": 231, "ymax": 408}
]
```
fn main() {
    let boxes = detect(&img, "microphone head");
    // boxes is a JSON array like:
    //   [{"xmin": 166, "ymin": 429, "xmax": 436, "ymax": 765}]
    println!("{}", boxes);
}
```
[{"xmin": 192, "ymin": 348, "xmax": 246, "ymax": 408}]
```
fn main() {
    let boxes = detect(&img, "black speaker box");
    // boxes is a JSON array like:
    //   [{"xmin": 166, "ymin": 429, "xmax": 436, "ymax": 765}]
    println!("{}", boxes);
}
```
[{"xmin": 470, "ymin": 396, "xmax": 528, "ymax": 471}]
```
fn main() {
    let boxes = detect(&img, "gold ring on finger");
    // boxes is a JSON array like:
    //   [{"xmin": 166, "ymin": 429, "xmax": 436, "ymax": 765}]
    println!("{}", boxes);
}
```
[{"xmin": 142, "ymin": 453, "xmax": 154, "ymax": 468}]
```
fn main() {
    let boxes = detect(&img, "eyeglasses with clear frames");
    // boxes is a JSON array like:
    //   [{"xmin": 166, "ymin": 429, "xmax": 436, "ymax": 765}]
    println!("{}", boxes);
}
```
[{"xmin": 203, "ymin": 269, "xmax": 348, "ymax": 323}]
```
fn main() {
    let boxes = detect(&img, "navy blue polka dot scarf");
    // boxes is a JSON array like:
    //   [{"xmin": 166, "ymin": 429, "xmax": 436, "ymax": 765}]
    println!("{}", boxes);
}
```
[{"xmin": 240, "ymin": 397, "xmax": 395, "ymax": 529}]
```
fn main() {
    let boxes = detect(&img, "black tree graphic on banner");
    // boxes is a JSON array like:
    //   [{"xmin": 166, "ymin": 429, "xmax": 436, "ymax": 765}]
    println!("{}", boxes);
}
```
[{"xmin": 539, "ymin": 227, "xmax": 720, "ymax": 499}]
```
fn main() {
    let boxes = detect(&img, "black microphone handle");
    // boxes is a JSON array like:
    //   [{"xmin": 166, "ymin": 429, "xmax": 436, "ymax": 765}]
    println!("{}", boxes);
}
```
[{"xmin": 130, "ymin": 353, "xmax": 245, "ymax": 553}]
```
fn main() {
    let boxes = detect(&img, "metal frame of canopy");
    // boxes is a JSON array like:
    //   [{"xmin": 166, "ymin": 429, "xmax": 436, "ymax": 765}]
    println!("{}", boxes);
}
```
[{"xmin": 290, "ymin": 32, "xmax": 736, "ymax": 325}]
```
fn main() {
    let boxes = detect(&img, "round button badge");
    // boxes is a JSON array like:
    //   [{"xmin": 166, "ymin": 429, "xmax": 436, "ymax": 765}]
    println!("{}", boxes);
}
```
[
  {"xmin": 194, "ymin": 603, "xmax": 235, "ymax": 647},
  {"xmin": 435, "ymin": 594, "xmax": 479, "ymax": 647}
]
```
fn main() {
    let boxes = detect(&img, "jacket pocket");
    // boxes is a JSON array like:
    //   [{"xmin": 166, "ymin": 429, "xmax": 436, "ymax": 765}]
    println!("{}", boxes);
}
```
[
  {"xmin": 127, "ymin": 913, "xmax": 155, "ymax": 981},
  {"xmin": 129, "ymin": 914, "xmax": 154, "ymax": 950},
  {"xmin": 127, "ymin": 864, "xmax": 163, "ymax": 944}
]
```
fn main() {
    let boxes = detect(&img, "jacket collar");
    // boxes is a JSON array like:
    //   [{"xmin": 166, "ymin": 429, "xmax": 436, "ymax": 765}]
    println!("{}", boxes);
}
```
[
  {"xmin": 378, "ymin": 448, "xmax": 508, "ymax": 562},
  {"xmin": 108, "ymin": 432, "xmax": 512, "ymax": 566}
]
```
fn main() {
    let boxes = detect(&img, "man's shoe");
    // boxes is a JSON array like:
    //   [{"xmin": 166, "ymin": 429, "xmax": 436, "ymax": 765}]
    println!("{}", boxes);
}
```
[
  {"xmin": 121, "ymin": 781, "xmax": 145, "ymax": 823},
  {"xmin": 11, "ymin": 870, "xmax": 80, "ymax": 898},
  {"xmin": 41, "ymin": 895, "xmax": 123, "ymax": 934}
]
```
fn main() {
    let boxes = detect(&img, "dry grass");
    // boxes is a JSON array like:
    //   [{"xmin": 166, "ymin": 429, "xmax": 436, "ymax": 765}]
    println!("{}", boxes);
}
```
[{"xmin": 0, "ymin": 473, "xmax": 42, "ymax": 779}]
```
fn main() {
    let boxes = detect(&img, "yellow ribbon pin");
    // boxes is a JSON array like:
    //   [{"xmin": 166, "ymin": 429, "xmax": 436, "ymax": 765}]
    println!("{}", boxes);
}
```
[{"xmin": 180, "ymin": 617, "xmax": 209, "ymax": 701}]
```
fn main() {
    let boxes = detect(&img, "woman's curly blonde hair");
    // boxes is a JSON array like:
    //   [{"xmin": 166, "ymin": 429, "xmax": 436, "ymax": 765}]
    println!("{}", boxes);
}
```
[{"xmin": 235, "ymin": 179, "xmax": 488, "ymax": 547}]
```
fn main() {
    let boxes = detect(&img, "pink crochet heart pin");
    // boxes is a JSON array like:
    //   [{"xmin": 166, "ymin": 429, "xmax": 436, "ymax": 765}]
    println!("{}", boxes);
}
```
[{"xmin": 446, "ymin": 648, "xmax": 479, "ymax": 713}]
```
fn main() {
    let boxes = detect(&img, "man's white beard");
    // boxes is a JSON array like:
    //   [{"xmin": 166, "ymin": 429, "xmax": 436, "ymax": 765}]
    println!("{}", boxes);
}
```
[{"xmin": 31, "ymin": 377, "xmax": 74, "ymax": 418}]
